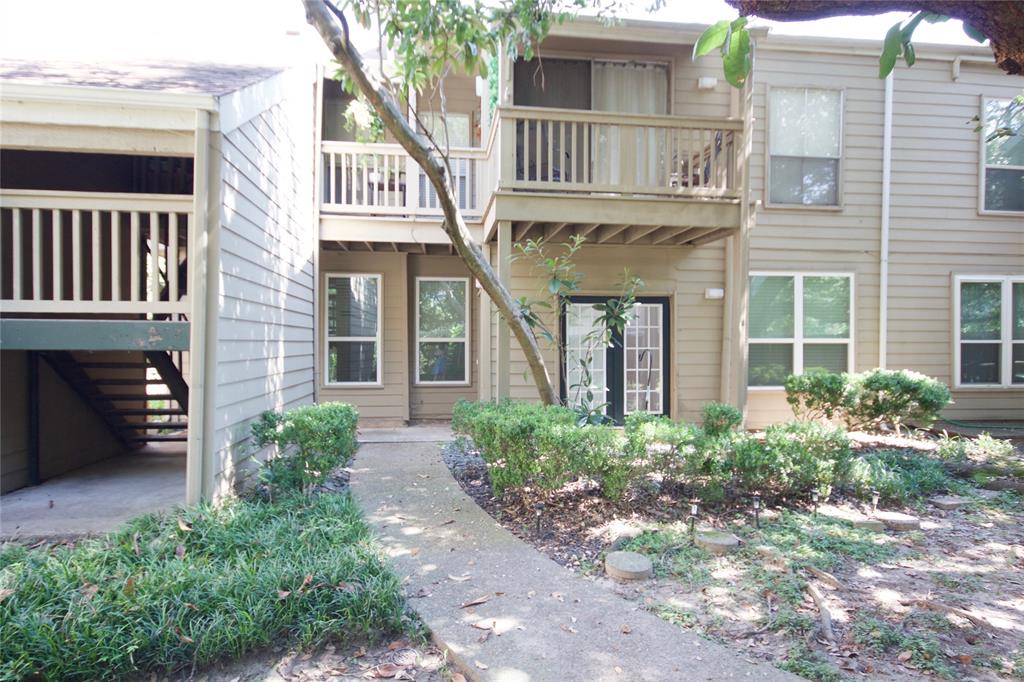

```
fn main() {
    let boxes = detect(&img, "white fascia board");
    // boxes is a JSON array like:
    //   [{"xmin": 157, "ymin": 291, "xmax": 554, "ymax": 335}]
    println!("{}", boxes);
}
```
[{"xmin": 0, "ymin": 82, "xmax": 217, "ymax": 111}]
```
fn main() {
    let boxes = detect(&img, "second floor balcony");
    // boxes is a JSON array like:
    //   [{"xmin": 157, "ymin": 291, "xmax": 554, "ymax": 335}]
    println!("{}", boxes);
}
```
[{"xmin": 320, "ymin": 105, "xmax": 743, "ymax": 245}]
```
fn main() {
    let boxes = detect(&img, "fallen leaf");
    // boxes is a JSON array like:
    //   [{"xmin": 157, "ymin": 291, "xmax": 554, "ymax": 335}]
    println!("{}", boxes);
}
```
[
  {"xmin": 409, "ymin": 548, "xmax": 420, "ymax": 557},
  {"xmin": 82, "ymin": 584, "xmax": 99, "ymax": 602},
  {"xmin": 451, "ymin": 674, "xmax": 467, "ymax": 682},
  {"xmin": 175, "ymin": 544, "xmax": 186, "ymax": 560},
  {"xmin": 124, "ymin": 577, "xmax": 136, "ymax": 596},
  {"xmin": 175, "ymin": 627, "xmax": 194, "ymax": 644},
  {"xmin": 0, "ymin": 589, "xmax": 14, "ymax": 603},
  {"xmin": 277, "ymin": 590, "xmax": 291, "ymax": 600},
  {"xmin": 177, "ymin": 519, "xmax": 192, "ymax": 532},
  {"xmin": 897, "ymin": 651, "xmax": 913, "ymax": 663},
  {"xmin": 298, "ymin": 574, "xmax": 313, "ymax": 593},
  {"xmin": 620, "ymin": 625, "xmax": 632, "ymax": 634},
  {"xmin": 439, "ymin": 519, "xmax": 455, "ymax": 526},
  {"xmin": 560, "ymin": 624, "xmax": 577, "ymax": 634},
  {"xmin": 474, "ymin": 660, "xmax": 488, "ymax": 670},
  {"xmin": 353, "ymin": 646, "xmax": 368, "ymax": 658},
  {"xmin": 460, "ymin": 595, "xmax": 489, "ymax": 609},
  {"xmin": 183, "ymin": 602, "xmax": 200, "ymax": 611},
  {"xmin": 448, "ymin": 574, "xmax": 471, "ymax": 582},
  {"xmin": 387, "ymin": 639, "xmax": 407, "ymax": 650},
  {"xmin": 472, "ymin": 620, "xmax": 493, "ymax": 631},
  {"xmin": 958, "ymin": 654, "xmax": 973, "ymax": 665}
]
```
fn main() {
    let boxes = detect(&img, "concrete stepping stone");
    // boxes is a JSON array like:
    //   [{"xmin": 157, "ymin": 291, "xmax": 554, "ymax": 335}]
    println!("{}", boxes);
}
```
[
  {"xmin": 874, "ymin": 511, "xmax": 921, "ymax": 531},
  {"xmin": 929, "ymin": 495, "xmax": 971, "ymax": 511},
  {"xmin": 852, "ymin": 518, "xmax": 886, "ymax": 532},
  {"xmin": 695, "ymin": 530, "xmax": 741, "ymax": 555},
  {"xmin": 605, "ymin": 550, "xmax": 653, "ymax": 581}
]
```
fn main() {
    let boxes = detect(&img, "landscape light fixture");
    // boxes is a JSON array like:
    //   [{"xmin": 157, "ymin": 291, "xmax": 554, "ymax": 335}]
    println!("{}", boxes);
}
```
[
  {"xmin": 688, "ymin": 498, "xmax": 700, "ymax": 542},
  {"xmin": 752, "ymin": 492, "xmax": 761, "ymax": 529},
  {"xmin": 811, "ymin": 490, "xmax": 820, "ymax": 516},
  {"xmin": 871, "ymin": 489, "xmax": 880, "ymax": 515},
  {"xmin": 534, "ymin": 502, "xmax": 545, "ymax": 537}
]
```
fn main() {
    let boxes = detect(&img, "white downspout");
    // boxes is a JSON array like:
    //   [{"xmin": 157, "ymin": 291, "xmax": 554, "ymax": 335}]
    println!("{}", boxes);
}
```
[{"xmin": 879, "ymin": 73, "xmax": 893, "ymax": 369}]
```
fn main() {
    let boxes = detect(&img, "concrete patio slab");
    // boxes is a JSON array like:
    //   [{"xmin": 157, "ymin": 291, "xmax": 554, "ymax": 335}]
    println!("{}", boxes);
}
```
[
  {"xmin": 350, "ymin": 437, "xmax": 799, "ymax": 682},
  {"xmin": 0, "ymin": 444, "xmax": 185, "ymax": 540}
]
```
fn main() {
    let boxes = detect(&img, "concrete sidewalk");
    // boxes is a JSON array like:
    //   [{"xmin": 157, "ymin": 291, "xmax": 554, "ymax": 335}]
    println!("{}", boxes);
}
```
[{"xmin": 350, "ymin": 431, "xmax": 798, "ymax": 682}]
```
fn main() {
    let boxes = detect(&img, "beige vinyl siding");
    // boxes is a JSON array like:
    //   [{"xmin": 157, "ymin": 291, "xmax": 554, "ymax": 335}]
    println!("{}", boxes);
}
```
[
  {"xmin": 495, "ymin": 243, "xmax": 725, "ymax": 422},
  {"xmin": 409, "ymin": 255, "xmax": 478, "ymax": 419},
  {"xmin": 746, "ymin": 49, "xmax": 884, "ymax": 427},
  {"xmin": 318, "ymin": 250, "xmax": 410, "ymax": 423},
  {"xmin": 887, "ymin": 60, "xmax": 1023, "ymax": 419},
  {"xmin": 210, "ymin": 81, "xmax": 317, "ymax": 497}
]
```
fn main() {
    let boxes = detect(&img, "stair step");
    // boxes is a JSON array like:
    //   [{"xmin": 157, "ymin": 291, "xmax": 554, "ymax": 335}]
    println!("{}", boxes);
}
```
[
  {"xmin": 110, "ymin": 408, "xmax": 186, "ymax": 416},
  {"xmin": 132, "ymin": 434, "xmax": 188, "ymax": 442},
  {"xmin": 78, "ymin": 362, "xmax": 149, "ymax": 369},
  {"xmin": 102, "ymin": 394, "xmax": 176, "ymax": 401},
  {"xmin": 93, "ymin": 378, "xmax": 166, "ymax": 386},
  {"xmin": 129, "ymin": 421, "xmax": 188, "ymax": 430}
]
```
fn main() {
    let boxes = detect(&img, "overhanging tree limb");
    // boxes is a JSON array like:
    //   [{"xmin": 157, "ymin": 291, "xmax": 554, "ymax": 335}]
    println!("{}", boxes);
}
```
[
  {"xmin": 726, "ymin": 0, "xmax": 1024, "ymax": 75},
  {"xmin": 302, "ymin": 0, "xmax": 560, "ymax": 405}
]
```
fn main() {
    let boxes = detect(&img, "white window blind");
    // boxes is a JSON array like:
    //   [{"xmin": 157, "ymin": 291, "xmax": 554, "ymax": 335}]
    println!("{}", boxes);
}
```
[
  {"xmin": 768, "ymin": 88, "xmax": 841, "ymax": 206},
  {"xmin": 748, "ymin": 273, "xmax": 852, "ymax": 387},
  {"xmin": 982, "ymin": 98, "xmax": 1024, "ymax": 212}
]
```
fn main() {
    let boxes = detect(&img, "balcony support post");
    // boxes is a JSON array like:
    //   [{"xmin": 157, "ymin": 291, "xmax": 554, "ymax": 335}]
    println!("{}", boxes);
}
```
[{"xmin": 496, "ymin": 220, "xmax": 512, "ymax": 400}]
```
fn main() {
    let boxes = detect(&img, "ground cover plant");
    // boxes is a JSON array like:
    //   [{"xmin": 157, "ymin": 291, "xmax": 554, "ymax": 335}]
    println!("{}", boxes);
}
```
[
  {"xmin": 0, "ymin": 402, "xmax": 417, "ymax": 682},
  {"xmin": 446, "ymin": 385, "xmax": 1023, "ymax": 681}
]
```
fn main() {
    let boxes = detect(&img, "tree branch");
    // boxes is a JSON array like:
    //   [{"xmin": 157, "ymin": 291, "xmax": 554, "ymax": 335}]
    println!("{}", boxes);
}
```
[{"xmin": 304, "ymin": 0, "xmax": 560, "ymax": 405}]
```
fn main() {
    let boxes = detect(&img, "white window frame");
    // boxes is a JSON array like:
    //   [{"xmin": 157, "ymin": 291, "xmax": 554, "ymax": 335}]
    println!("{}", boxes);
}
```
[
  {"xmin": 953, "ymin": 274, "xmax": 1024, "ymax": 388},
  {"xmin": 765, "ymin": 86, "xmax": 845, "ymax": 210},
  {"xmin": 323, "ymin": 272, "xmax": 383, "ymax": 387},
  {"xmin": 747, "ymin": 272, "xmax": 856, "ymax": 390},
  {"xmin": 414, "ymin": 276, "xmax": 471, "ymax": 386},
  {"xmin": 978, "ymin": 96, "xmax": 1024, "ymax": 215}
]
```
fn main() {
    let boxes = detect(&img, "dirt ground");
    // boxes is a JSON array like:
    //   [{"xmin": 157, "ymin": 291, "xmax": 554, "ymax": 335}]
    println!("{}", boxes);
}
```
[{"xmin": 443, "ymin": 436, "xmax": 1024, "ymax": 681}]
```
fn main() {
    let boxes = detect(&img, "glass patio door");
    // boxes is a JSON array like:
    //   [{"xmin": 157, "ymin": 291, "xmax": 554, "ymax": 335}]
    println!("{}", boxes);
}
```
[{"xmin": 562, "ymin": 297, "xmax": 670, "ymax": 423}]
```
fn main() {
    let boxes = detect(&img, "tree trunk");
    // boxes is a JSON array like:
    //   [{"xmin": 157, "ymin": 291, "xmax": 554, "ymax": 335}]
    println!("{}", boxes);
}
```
[
  {"xmin": 302, "ymin": 0, "xmax": 560, "ymax": 406},
  {"xmin": 727, "ymin": 0, "xmax": 1024, "ymax": 75}
]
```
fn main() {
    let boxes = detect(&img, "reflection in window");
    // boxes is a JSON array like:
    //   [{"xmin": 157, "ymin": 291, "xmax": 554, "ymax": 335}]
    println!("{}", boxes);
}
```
[
  {"xmin": 957, "ymin": 277, "xmax": 1024, "ymax": 386},
  {"xmin": 768, "ymin": 88, "xmax": 841, "ymax": 206},
  {"xmin": 748, "ymin": 274, "xmax": 852, "ymax": 387},
  {"xmin": 417, "ymin": 278, "xmax": 469, "ymax": 383},
  {"xmin": 982, "ymin": 98, "xmax": 1024, "ymax": 212},
  {"xmin": 326, "ymin": 275, "xmax": 380, "ymax": 384}
]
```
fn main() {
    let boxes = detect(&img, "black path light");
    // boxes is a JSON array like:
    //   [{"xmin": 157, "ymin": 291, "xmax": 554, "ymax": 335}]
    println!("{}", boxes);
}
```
[
  {"xmin": 811, "ymin": 489, "xmax": 820, "ymax": 516},
  {"xmin": 752, "ymin": 492, "xmax": 762, "ymax": 529},
  {"xmin": 687, "ymin": 498, "xmax": 700, "ymax": 543},
  {"xmin": 534, "ymin": 501, "xmax": 545, "ymax": 537},
  {"xmin": 871, "ymin": 489, "xmax": 880, "ymax": 515}
]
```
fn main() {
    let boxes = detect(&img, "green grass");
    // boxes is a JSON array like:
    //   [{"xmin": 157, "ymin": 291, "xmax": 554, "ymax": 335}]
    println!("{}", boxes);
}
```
[
  {"xmin": 746, "ymin": 510, "xmax": 898, "ymax": 571},
  {"xmin": 0, "ymin": 493, "xmax": 405, "ymax": 681},
  {"xmin": 622, "ymin": 528, "xmax": 713, "ymax": 587},
  {"xmin": 779, "ymin": 642, "xmax": 845, "ymax": 682},
  {"xmin": 853, "ymin": 617, "xmax": 955, "ymax": 678}
]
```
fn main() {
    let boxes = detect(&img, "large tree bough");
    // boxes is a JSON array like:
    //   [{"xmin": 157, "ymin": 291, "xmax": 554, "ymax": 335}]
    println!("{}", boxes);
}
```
[
  {"xmin": 727, "ymin": 1, "xmax": 1024, "ymax": 75},
  {"xmin": 303, "ymin": 0, "xmax": 560, "ymax": 406}
]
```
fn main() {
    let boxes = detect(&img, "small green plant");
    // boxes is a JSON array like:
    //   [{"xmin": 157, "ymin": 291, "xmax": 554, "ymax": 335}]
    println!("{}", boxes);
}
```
[
  {"xmin": 0, "ymin": 494, "xmax": 404, "ymax": 681},
  {"xmin": 701, "ymin": 402, "xmax": 743, "ymax": 437},
  {"xmin": 853, "ymin": 617, "xmax": 954, "ymax": 678},
  {"xmin": 653, "ymin": 604, "xmax": 700, "ymax": 629},
  {"xmin": 847, "ymin": 450, "xmax": 970, "ymax": 503},
  {"xmin": 785, "ymin": 372, "xmax": 849, "ymax": 422},
  {"xmin": 779, "ymin": 642, "xmax": 844, "ymax": 682},
  {"xmin": 935, "ymin": 432, "xmax": 1016, "ymax": 462},
  {"xmin": 251, "ymin": 402, "xmax": 359, "ymax": 495}
]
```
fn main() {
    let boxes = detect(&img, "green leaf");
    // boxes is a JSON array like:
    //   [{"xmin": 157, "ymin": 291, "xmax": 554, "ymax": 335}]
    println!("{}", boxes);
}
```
[
  {"xmin": 879, "ymin": 22, "xmax": 903, "ymax": 78},
  {"xmin": 693, "ymin": 20, "xmax": 731, "ymax": 59},
  {"xmin": 722, "ymin": 28, "xmax": 751, "ymax": 87},
  {"xmin": 962, "ymin": 22, "xmax": 987, "ymax": 43},
  {"xmin": 548, "ymin": 278, "xmax": 562, "ymax": 295},
  {"xmin": 903, "ymin": 42, "xmax": 916, "ymax": 67},
  {"xmin": 921, "ymin": 13, "xmax": 949, "ymax": 24}
]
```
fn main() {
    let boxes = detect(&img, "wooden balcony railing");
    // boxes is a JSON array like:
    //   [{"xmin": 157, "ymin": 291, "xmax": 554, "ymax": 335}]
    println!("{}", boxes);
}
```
[
  {"xmin": 321, "ymin": 141, "xmax": 487, "ymax": 217},
  {"xmin": 0, "ymin": 190, "xmax": 192, "ymax": 315},
  {"xmin": 497, "ymin": 106, "xmax": 741, "ymax": 199},
  {"xmin": 319, "ymin": 108, "xmax": 742, "ymax": 216}
]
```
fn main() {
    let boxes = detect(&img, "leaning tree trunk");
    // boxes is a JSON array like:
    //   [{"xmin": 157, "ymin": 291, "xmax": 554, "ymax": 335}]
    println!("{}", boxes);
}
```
[
  {"xmin": 727, "ymin": 0, "xmax": 1024, "ymax": 75},
  {"xmin": 302, "ymin": 1, "xmax": 560, "ymax": 407}
]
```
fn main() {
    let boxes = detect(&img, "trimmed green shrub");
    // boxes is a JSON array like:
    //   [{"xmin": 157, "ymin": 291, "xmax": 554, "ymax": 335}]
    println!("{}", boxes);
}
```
[
  {"xmin": 251, "ymin": 402, "xmax": 359, "ymax": 494},
  {"xmin": 784, "ymin": 372, "xmax": 849, "ymax": 421},
  {"xmin": 728, "ymin": 422, "xmax": 851, "ymax": 498},
  {"xmin": 845, "ymin": 369, "xmax": 951, "ymax": 431},
  {"xmin": 783, "ymin": 368, "xmax": 951, "ymax": 431},
  {"xmin": 700, "ymin": 402, "xmax": 743, "ymax": 437}
]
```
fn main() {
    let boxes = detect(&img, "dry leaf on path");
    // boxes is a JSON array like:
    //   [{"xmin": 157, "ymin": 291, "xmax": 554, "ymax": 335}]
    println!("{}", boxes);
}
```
[
  {"xmin": 448, "ymin": 574, "xmax": 471, "ymax": 582},
  {"xmin": 897, "ymin": 651, "xmax": 913, "ymax": 663},
  {"xmin": 177, "ymin": 519, "xmax": 192, "ymax": 532},
  {"xmin": 472, "ymin": 620, "xmax": 493, "ymax": 631},
  {"xmin": 474, "ymin": 660, "xmax": 489, "ymax": 670},
  {"xmin": 460, "ymin": 595, "xmax": 489, "ymax": 609}
]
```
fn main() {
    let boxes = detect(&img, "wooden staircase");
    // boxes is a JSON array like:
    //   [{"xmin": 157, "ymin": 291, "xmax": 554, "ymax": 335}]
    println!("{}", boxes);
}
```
[{"xmin": 40, "ymin": 350, "xmax": 189, "ymax": 447}]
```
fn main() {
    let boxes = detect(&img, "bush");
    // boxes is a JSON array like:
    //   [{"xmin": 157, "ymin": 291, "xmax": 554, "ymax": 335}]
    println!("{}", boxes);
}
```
[
  {"xmin": 700, "ymin": 402, "xmax": 743, "ymax": 437},
  {"xmin": 845, "ymin": 369, "xmax": 951, "ymax": 431},
  {"xmin": 729, "ymin": 422, "xmax": 851, "ymax": 498},
  {"xmin": 784, "ymin": 372, "xmax": 849, "ymax": 422},
  {"xmin": 783, "ymin": 368, "xmax": 951, "ymax": 432},
  {"xmin": 847, "ymin": 450, "xmax": 968, "ymax": 502},
  {"xmin": 252, "ymin": 402, "xmax": 359, "ymax": 494},
  {"xmin": 0, "ymin": 494, "xmax": 404, "ymax": 681}
]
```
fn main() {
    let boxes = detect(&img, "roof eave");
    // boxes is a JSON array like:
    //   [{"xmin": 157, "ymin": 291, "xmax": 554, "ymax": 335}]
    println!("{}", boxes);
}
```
[{"xmin": 0, "ymin": 82, "xmax": 218, "ymax": 111}]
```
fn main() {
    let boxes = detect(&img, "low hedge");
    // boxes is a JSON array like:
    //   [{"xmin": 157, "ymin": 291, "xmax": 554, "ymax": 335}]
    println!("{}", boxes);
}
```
[
  {"xmin": 454, "ymin": 400, "xmax": 853, "ymax": 502},
  {"xmin": 252, "ymin": 402, "xmax": 359, "ymax": 494}
]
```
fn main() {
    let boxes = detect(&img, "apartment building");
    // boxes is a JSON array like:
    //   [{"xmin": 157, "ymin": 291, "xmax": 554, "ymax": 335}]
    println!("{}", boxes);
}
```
[{"xmin": 0, "ymin": 18, "xmax": 1020, "ymax": 507}]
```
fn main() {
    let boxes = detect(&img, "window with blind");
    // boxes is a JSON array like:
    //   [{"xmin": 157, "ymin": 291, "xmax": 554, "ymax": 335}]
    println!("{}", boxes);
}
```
[
  {"xmin": 768, "ymin": 88, "xmax": 842, "ymax": 206},
  {"xmin": 981, "ymin": 98, "xmax": 1024, "ymax": 212},
  {"xmin": 748, "ymin": 273, "xmax": 853, "ymax": 387},
  {"xmin": 325, "ymin": 274, "xmax": 381, "ymax": 385},
  {"xmin": 416, "ymin": 278, "xmax": 470, "ymax": 384},
  {"xmin": 955, "ymin": 276, "xmax": 1024, "ymax": 386}
]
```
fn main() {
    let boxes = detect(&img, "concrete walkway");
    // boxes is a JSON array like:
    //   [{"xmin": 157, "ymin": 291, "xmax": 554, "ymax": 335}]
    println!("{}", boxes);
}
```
[{"xmin": 351, "ymin": 428, "xmax": 798, "ymax": 682}]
